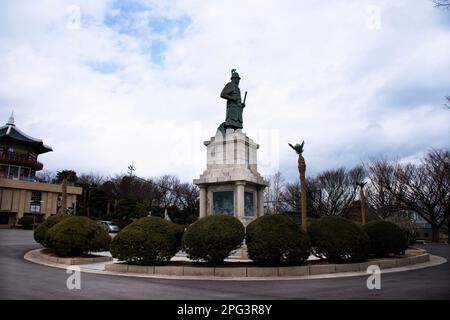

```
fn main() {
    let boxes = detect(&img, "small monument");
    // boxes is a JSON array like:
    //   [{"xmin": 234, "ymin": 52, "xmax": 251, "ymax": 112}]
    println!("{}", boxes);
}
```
[{"xmin": 194, "ymin": 69, "xmax": 267, "ymax": 226}]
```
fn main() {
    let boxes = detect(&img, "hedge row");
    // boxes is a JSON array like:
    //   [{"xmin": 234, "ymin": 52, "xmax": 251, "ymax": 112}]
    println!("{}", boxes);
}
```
[
  {"xmin": 34, "ymin": 213, "xmax": 409, "ymax": 265},
  {"xmin": 363, "ymin": 220, "xmax": 409, "ymax": 257},
  {"xmin": 34, "ymin": 214, "xmax": 70, "ymax": 247},
  {"xmin": 246, "ymin": 215, "xmax": 310, "ymax": 266},
  {"xmin": 110, "ymin": 217, "xmax": 184, "ymax": 265},
  {"xmin": 109, "ymin": 214, "xmax": 409, "ymax": 266},
  {"xmin": 182, "ymin": 215, "xmax": 245, "ymax": 264},
  {"xmin": 34, "ymin": 215, "xmax": 110, "ymax": 257}
]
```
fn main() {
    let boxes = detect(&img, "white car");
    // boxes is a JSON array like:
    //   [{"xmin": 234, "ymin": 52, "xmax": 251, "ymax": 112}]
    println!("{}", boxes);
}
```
[{"xmin": 96, "ymin": 220, "xmax": 120, "ymax": 233}]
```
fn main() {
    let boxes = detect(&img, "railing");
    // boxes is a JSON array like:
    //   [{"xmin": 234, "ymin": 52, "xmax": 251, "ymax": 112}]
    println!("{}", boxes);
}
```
[{"xmin": 0, "ymin": 152, "xmax": 43, "ymax": 170}]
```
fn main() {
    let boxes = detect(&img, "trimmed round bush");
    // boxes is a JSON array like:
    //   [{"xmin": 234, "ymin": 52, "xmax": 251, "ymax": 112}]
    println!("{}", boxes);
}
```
[
  {"xmin": 110, "ymin": 216, "xmax": 184, "ymax": 265},
  {"xmin": 18, "ymin": 216, "xmax": 35, "ymax": 229},
  {"xmin": 182, "ymin": 215, "xmax": 245, "ymax": 264},
  {"xmin": 246, "ymin": 215, "xmax": 311, "ymax": 266},
  {"xmin": 363, "ymin": 220, "xmax": 409, "ymax": 257},
  {"xmin": 309, "ymin": 216, "xmax": 370, "ymax": 262},
  {"xmin": 46, "ymin": 216, "xmax": 111, "ymax": 256},
  {"xmin": 385, "ymin": 216, "xmax": 417, "ymax": 246},
  {"xmin": 34, "ymin": 214, "xmax": 69, "ymax": 247}
]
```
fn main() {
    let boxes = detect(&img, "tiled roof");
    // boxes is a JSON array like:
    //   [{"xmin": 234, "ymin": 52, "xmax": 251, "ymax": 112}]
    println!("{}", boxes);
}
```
[{"xmin": 0, "ymin": 114, "xmax": 52, "ymax": 154}]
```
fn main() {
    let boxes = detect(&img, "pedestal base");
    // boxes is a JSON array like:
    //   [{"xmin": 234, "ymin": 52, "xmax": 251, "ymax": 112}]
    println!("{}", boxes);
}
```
[{"xmin": 194, "ymin": 131, "xmax": 267, "ymax": 221}]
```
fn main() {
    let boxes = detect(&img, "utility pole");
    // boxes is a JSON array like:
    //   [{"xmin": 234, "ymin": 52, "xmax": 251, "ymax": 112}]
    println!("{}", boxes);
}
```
[{"xmin": 127, "ymin": 161, "xmax": 136, "ymax": 176}]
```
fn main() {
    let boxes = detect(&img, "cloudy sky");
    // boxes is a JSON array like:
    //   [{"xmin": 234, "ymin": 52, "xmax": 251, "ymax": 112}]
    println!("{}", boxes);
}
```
[{"xmin": 1, "ymin": 0, "xmax": 449, "ymax": 183}]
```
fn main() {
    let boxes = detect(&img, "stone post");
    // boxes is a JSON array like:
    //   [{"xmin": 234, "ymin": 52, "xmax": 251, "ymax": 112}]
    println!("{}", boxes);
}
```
[
  {"xmin": 199, "ymin": 186, "xmax": 207, "ymax": 218},
  {"xmin": 235, "ymin": 181, "xmax": 246, "ymax": 219},
  {"xmin": 359, "ymin": 184, "xmax": 366, "ymax": 225},
  {"xmin": 257, "ymin": 187, "xmax": 265, "ymax": 217},
  {"xmin": 61, "ymin": 178, "xmax": 67, "ymax": 214}
]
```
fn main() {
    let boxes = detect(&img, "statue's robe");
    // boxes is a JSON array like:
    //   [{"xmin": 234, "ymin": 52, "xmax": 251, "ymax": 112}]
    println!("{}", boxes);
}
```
[{"xmin": 220, "ymin": 82, "xmax": 243, "ymax": 130}]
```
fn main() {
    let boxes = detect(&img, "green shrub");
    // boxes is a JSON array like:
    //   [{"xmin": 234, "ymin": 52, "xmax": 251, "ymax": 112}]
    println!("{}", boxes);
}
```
[
  {"xmin": 182, "ymin": 215, "xmax": 245, "ymax": 264},
  {"xmin": 385, "ymin": 215, "xmax": 417, "ymax": 246},
  {"xmin": 34, "ymin": 214, "xmax": 69, "ymax": 247},
  {"xmin": 309, "ymin": 216, "xmax": 370, "ymax": 262},
  {"xmin": 18, "ymin": 216, "xmax": 35, "ymax": 229},
  {"xmin": 246, "ymin": 215, "xmax": 311, "ymax": 266},
  {"xmin": 363, "ymin": 220, "xmax": 409, "ymax": 257},
  {"xmin": 110, "ymin": 216, "xmax": 184, "ymax": 265},
  {"xmin": 46, "ymin": 216, "xmax": 111, "ymax": 256}
]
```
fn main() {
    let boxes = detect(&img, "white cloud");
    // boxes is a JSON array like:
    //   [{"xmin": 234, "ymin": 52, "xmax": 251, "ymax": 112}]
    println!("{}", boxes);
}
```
[{"xmin": 1, "ymin": 0, "xmax": 449, "ymax": 183}]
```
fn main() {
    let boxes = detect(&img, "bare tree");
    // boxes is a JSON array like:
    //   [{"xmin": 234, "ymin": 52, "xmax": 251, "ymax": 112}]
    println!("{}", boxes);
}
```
[
  {"xmin": 156, "ymin": 174, "xmax": 182, "ymax": 209},
  {"xmin": 264, "ymin": 171, "xmax": 286, "ymax": 214},
  {"xmin": 93, "ymin": 172, "xmax": 198, "ymax": 222},
  {"xmin": 393, "ymin": 149, "xmax": 450, "ymax": 242},
  {"xmin": 373, "ymin": 150, "xmax": 450, "ymax": 242},
  {"xmin": 280, "ymin": 181, "xmax": 300, "ymax": 212},
  {"xmin": 101, "ymin": 174, "xmax": 159, "ymax": 208},
  {"xmin": 35, "ymin": 170, "xmax": 55, "ymax": 183},
  {"xmin": 78, "ymin": 172, "xmax": 104, "ymax": 187},
  {"xmin": 365, "ymin": 158, "xmax": 405, "ymax": 218},
  {"xmin": 175, "ymin": 182, "xmax": 199, "ymax": 211},
  {"xmin": 445, "ymin": 96, "xmax": 450, "ymax": 110},
  {"xmin": 309, "ymin": 166, "xmax": 365, "ymax": 217}
]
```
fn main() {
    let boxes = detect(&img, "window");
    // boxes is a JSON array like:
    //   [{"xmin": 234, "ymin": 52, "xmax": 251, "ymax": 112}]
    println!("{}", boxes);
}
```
[
  {"xmin": 213, "ymin": 191, "xmax": 234, "ymax": 215},
  {"xmin": 244, "ymin": 192, "xmax": 254, "ymax": 216},
  {"xmin": 0, "ymin": 165, "xmax": 7, "ymax": 178},
  {"xmin": 30, "ymin": 191, "xmax": 42, "ymax": 213},
  {"xmin": 20, "ymin": 167, "xmax": 31, "ymax": 179},
  {"xmin": 8, "ymin": 166, "xmax": 19, "ymax": 179},
  {"xmin": 30, "ymin": 205, "xmax": 41, "ymax": 213}
]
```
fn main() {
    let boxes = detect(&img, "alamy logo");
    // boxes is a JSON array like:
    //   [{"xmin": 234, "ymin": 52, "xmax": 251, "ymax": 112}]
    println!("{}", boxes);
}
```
[
  {"xmin": 66, "ymin": 266, "xmax": 81, "ymax": 290},
  {"xmin": 366, "ymin": 5, "xmax": 381, "ymax": 31},
  {"xmin": 66, "ymin": 5, "xmax": 81, "ymax": 30},
  {"xmin": 366, "ymin": 265, "xmax": 381, "ymax": 290}
]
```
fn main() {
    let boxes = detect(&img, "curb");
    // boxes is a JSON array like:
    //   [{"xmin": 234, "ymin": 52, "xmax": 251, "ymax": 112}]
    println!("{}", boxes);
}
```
[
  {"xmin": 103, "ymin": 253, "xmax": 431, "ymax": 277},
  {"xmin": 24, "ymin": 249, "xmax": 447, "ymax": 281},
  {"xmin": 27, "ymin": 249, "xmax": 112, "ymax": 265}
]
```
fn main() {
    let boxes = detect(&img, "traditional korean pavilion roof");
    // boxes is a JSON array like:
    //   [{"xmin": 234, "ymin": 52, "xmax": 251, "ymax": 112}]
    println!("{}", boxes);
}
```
[{"xmin": 0, "ymin": 113, "xmax": 53, "ymax": 154}]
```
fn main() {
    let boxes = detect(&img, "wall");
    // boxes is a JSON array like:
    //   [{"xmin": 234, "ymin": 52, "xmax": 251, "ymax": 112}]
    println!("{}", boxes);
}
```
[{"xmin": 0, "ymin": 178, "xmax": 82, "ymax": 228}]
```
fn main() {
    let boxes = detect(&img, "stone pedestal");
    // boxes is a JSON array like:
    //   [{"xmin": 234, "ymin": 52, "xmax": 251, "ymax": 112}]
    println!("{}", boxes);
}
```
[
  {"xmin": 194, "ymin": 130, "xmax": 267, "ymax": 219},
  {"xmin": 194, "ymin": 130, "xmax": 267, "ymax": 258}
]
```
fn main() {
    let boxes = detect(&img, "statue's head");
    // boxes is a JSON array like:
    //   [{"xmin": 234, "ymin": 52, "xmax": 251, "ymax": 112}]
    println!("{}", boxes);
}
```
[{"xmin": 231, "ymin": 69, "xmax": 241, "ymax": 80}]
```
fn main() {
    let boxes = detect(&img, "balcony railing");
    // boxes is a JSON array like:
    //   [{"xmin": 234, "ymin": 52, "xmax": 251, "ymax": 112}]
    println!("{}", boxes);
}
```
[{"xmin": 0, "ymin": 152, "xmax": 43, "ymax": 170}]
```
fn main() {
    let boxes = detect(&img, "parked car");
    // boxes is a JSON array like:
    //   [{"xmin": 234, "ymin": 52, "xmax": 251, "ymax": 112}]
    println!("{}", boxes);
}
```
[{"xmin": 96, "ymin": 220, "xmax": 120, "ymax": 233}]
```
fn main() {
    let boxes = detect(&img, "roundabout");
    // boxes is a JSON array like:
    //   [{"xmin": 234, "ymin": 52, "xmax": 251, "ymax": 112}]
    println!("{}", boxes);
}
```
[
  {"xmin": 24, "ymin": 246, "xmax": 441, "ymax": 281},
  {"xmin": 1, "ymin": 230, "xmax": 449, "ymax": 299}
]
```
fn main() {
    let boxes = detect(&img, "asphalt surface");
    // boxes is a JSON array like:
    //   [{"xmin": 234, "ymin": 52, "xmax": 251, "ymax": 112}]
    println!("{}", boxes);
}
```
[{"xmin": 0, "ymin": 229, "xmax": 449, "ymax": 300}]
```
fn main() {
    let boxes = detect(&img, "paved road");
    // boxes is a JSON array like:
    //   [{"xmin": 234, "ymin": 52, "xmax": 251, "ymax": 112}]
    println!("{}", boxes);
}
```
[{"xmin": 0, "ymin": 229, "xmax": 449, "ymax": 300}]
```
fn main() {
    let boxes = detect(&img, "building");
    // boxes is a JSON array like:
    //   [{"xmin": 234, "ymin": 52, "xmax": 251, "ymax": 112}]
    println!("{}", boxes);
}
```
[
  {"xmin": 0, "ymin": 114, "xmax": 82, "ymax": 228},
  {"xmin": 409, "ymin": 212, "xmax": 433, "ymax": 242}
]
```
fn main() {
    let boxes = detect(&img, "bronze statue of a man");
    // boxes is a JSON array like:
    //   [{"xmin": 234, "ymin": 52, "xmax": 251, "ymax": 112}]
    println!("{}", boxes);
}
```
[{"xmin": 218, "ymin": 69, "xmax": 246, "ymax": 135}]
